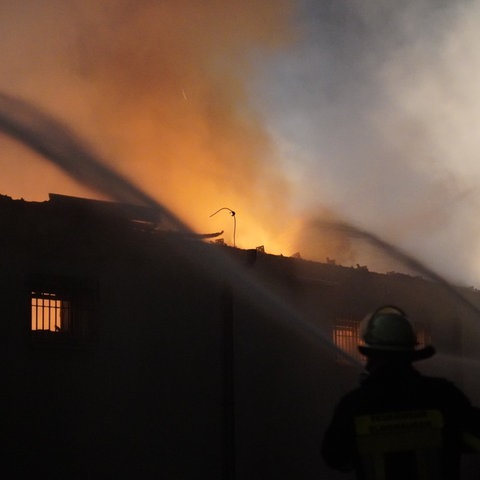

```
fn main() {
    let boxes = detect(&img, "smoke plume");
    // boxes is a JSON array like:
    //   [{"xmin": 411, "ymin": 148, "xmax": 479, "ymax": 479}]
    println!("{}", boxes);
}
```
[
  {"xmin": 256, "ymin": 0, "xmax": 480, "ymax": 285},
  {"xmin": 0, "ymin": 0, "xmax": 298, "ymax": 253},
  {"xmin": 2, "ymin": 1, "xmax": 480, "ymax": 286}
]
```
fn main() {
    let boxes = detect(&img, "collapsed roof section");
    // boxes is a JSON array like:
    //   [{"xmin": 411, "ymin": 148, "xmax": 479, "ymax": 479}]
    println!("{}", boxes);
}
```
[{"xmin": 0, "ymin": 193, "xmax": 224, "ymax": 240}]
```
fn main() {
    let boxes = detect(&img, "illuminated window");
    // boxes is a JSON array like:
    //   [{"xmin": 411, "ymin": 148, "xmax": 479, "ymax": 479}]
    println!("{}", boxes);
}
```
[
  {"xmin": 29, "ymin": 276, "xmax": 96, "ymax": 345},
  {"xmin": 332, "ymin": 318, "xmax": 364, "ymax": 363},
  {"xmin": 332, "ymin": 318, "xmax": 431, "ymax": 364},
  {"xmin": 414, "ymin": 323, "xmax": 431, "ymax": 349},
  {"xmin": 31, "ymin": 292, "xmax": 72, "ymax": 333}
]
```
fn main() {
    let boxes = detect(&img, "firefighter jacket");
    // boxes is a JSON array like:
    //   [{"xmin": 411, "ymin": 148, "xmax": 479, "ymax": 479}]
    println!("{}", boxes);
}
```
[{"xmin": 321, "ymin": 363, "xmax": 479, "ymax": 479}]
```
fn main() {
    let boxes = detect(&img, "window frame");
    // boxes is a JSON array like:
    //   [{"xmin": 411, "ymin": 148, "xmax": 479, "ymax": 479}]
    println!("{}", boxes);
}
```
[
  {"xmin": 332, "ymin": 316, "xmax": 431, "ymax": 365},
  {"xmin": 28, "ymin": 274, "xmax": 97, "ymax": 347},
  {"xmin": 332, "ymin": 317, "xmax": 364, "ymax": 364}
]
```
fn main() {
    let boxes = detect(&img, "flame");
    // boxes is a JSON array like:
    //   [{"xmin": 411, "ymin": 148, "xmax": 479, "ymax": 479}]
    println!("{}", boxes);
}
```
[
  {"xmin": 0, "ymin": 1, "xmax": 359, "ymax": 265},
  {"xmin": 0, "ymin": 1, "xmax": 311, "ymax": 258}
]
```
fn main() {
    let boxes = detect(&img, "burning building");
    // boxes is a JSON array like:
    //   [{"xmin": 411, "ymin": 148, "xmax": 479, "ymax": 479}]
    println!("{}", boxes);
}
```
[{"xmin": 2, "ymin": 193, "xmax": 480, "ymax": 478}]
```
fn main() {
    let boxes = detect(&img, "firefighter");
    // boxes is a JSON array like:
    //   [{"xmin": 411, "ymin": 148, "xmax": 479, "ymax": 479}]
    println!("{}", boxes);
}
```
[{"xmin": 321, "ymin": 305, "xmax": 480, "ymax": 480}]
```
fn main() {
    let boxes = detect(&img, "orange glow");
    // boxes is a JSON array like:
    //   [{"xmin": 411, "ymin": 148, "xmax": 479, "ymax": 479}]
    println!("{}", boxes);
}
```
[
  {"xmin": 0, "ymin": 1, "xmax": 313, "ymax": 259},
  {"xmin": 0, "ymin": 2, "xmax": 358, "ymax": 264},
  {"xmin": 333, "ymin": 318, "xmax": 364, "ymax": 363},
  {"xmin": 31, "ymin": 292, "xmax": 71, "ymax": 332}
]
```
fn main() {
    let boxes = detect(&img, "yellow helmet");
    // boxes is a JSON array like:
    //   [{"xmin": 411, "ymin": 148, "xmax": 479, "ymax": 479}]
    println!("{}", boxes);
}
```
[{"xmin": 358, "ymin": 306, "xmax": 435, "ymax": 361}]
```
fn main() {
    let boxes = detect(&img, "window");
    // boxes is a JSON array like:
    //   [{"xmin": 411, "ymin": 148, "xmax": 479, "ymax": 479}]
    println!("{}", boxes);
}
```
[
  {"xmin": 332, "ymin": 317, "xmax": 431, "ymax": 364},
  {"xmin": 31, "ymin": 292, "xmax": 72, "ymax": 333},
  {"xmin": 414, "ymin": 323, "xmax": 431, "ymax": 350},
  {"xmin": 29, "ymin": 275, "xmax": 96, "ymax": 346},
  {"xmin": 332, "ymin": 318, "xmax": 364, "ymax": 364}
]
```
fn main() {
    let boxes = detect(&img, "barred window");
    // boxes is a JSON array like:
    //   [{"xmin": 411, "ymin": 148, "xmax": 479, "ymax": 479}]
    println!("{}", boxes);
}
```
[
  {"xmin": 332, "ymin": 318, "xmax": 364, "ymax": 363},
  {"xmin": 414, "ymin": 323, "xmax": 431, "ymax": 350},
  {"xmin": 332, "ymin": 318, "xmax": 431, "ymax": 364},
  {"xmin": 31, "ymin": 292, "xmax": 72, "ymax": 333},
  {"xmin": 29, "ymin": 276, "xmax": 96, "ymax": 345}
]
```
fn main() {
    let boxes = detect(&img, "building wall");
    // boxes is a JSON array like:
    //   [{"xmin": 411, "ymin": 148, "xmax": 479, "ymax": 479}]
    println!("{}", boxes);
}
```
[
  {"xmin": 0, "ymin": 198, "xmax": 227, "ymax": 478},
  {"xmin": 1, "ymin": 195, "xmax": 480, "ymax": 478}
]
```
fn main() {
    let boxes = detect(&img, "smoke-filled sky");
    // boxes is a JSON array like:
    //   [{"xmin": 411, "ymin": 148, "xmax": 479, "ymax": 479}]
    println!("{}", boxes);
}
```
[{"xmin": 2, "ymin": 0, "xmax": 480, "ymax": 287}]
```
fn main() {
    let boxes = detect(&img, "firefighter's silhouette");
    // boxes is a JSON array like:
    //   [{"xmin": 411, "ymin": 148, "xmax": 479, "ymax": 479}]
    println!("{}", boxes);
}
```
[{"xmin": 321, "ymin": 305, "xmax": 480, "ymax": 480}]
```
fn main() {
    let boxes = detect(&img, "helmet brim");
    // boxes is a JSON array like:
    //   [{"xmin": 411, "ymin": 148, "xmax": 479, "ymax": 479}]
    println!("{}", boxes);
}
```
[{"xmin": 358, "ymin": 344, "xmax": 436, "ymax": 362}]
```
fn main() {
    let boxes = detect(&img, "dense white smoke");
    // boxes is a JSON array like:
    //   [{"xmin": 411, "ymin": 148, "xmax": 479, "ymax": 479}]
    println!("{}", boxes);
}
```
[{"xmin": 255, "ymin": 0, "xmax": 480, "ymax": 286}]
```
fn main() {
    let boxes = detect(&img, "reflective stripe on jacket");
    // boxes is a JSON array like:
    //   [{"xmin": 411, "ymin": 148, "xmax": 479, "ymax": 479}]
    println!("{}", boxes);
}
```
[{"xmin": 321, "ymin": 364, "xmax": 477, "ymax": 480}]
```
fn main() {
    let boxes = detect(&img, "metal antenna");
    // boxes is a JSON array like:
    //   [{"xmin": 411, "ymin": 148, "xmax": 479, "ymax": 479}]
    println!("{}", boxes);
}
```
[{"xmin": 210, "ymin": 207, "xmax": 236, "ymax": 247}]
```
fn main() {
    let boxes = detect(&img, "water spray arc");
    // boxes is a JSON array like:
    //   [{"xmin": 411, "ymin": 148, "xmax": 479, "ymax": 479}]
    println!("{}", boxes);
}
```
[
  {"xmin": 314, "ymin": 219, "xmax": 480, "ymax": 320},
  {"xmin": 0, "ymin": 93, "xmax": 186, "ymax": 231},
  {"xmin": 1, "ymin": 90, "xmax": 479, "ymax": 373},
  {"xmin": 0, "ymin": 91, "xmax": 478, "ymax": 364},
  {"xmin": 0, "ymin": 91, "xmax": 360, "ymax": 366},
  {"xmin": 210, "ymin": 207, "xmax": 236, "ymax": 247}
]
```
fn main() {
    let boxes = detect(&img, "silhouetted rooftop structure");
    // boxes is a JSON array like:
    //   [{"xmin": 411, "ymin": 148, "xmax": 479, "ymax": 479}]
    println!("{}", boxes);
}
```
[{"xmin": 0, "ymin": 192, "xmax": 479, "ymax": 478}]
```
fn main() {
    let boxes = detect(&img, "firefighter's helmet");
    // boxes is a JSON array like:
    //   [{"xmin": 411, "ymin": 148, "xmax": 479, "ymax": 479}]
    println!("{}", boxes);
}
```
[{"xmin": 358, "ymin": 305, "xmax": 435, "ymax": 361}]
